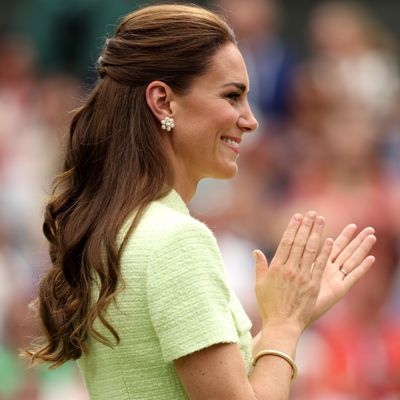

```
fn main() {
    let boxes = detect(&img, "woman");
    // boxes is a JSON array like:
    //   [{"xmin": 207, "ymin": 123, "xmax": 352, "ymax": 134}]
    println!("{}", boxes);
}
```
[{"xmin": 26, "ymin": 4, "xmax": 376, "ymax": 399}]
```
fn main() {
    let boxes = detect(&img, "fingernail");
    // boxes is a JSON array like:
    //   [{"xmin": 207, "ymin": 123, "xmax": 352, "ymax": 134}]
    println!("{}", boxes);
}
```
[
  {"xmin": 307, "ymin": 211, "xmax": 316, "ymax": 219},
  {"xmin": 293, "ymin": 213, "xmax": 302, "ymax": 222},
  {"xmin": 252, "ymin": 250, "xmax": 259, "ymax": 262},
  {"xmin": 316, "ymin": 216, "xmax": 324, "ymax": 225}
]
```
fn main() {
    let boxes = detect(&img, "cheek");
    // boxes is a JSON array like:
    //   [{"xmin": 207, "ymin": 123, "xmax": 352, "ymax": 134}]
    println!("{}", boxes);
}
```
[
  {"xmin": 221, "ymin": 108, "xmax": 238, "ymax": 126},
  {"xmin": 207, "ymin": 105, "xmax": 238, "ymax": 133},
  {"xmin": 177, "ymin": 99, "xmax": 237, "ymax": 139}
]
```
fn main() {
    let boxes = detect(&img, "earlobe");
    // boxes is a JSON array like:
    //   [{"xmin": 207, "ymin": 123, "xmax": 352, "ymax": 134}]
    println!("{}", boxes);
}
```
[{"xmin": 145, "ymin": 81, "xmax": 173, "ymax": 122}]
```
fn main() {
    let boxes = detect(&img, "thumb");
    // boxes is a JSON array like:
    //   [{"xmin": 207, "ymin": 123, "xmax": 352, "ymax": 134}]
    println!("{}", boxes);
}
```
[{"xmin": 253, "ymin": 249, "xmax": 269, "ymax": 279}]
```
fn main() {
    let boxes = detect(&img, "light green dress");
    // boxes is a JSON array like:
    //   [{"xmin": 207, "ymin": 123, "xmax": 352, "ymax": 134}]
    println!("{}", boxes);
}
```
[{"xmin": 77, "ymin": 190, "xmax": 252, "ymax": 399}]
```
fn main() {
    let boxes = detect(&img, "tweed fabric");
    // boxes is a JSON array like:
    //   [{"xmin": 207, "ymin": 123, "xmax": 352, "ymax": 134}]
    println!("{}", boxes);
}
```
[{"xmin": 77, "ymin": 190, "xmax": 252, "ymax": 399}]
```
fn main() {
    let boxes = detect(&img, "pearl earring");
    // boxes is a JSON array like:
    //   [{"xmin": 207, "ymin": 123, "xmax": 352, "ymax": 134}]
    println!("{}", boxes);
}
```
[{"xmin": 161, "ymin": 116, "xmax": 175, "ymax": 132}]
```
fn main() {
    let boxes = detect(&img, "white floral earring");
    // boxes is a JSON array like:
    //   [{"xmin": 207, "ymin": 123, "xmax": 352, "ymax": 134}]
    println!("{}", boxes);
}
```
[{"xmin": 161, "ymin": 116, "xmax": 175, "ymax": 132}]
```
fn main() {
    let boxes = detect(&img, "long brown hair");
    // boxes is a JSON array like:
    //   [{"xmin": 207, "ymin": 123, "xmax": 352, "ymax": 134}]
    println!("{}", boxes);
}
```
[{"xmin": 26, "ymin": 4, "xmax": 236, "ymax": 368}]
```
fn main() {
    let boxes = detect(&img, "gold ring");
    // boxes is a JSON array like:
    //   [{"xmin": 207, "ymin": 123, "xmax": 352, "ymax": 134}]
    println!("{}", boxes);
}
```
[{"xmin": 340, "ymin": 267, "xmax": 349, "ymax": 277}]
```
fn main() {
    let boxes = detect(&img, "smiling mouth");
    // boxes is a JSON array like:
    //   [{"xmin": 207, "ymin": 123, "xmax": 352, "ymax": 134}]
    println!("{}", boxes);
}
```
[
  {"xmin": 220, "ymin": 135, "xmax": 240, "ymax": 153},
  {"xmin": 221, "ymin": 135, "xmax": 240, "ymax": 145}
]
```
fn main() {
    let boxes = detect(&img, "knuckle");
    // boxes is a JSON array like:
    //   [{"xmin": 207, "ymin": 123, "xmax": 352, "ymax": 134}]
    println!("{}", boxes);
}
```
[
  {"xmin": 298, "ymin": 273, "xmax": 310, "ymax": 285},
  {"xmin": 281, "ymin": 236, "xmax": 294, "ymax": 247},
  {"xmin": 294, "ymin": 238, "xmax": 307, "ymax": 249},
  {"xmin": 305, "ymin": 245, "xmax": 318, "ymax": 256},
  {"xmin": 284, "ymin": 268, "xmax": 297, "ymax": 281}
]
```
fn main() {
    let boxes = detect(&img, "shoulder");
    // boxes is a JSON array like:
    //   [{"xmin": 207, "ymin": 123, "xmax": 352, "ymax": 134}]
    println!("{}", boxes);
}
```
[
  {"xmin": 145, "ymin": 200, "xmax": 218, "ymax": 252},
  {"xmin": 120, "ymin": 196, "xmax": 219, "ymax": 261}
]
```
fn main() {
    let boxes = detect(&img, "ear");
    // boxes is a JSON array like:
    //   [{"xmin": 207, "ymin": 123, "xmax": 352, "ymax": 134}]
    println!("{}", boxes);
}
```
[{"xmin": 145, "ymin": 81, "xmax": 174, "ymax": 122}]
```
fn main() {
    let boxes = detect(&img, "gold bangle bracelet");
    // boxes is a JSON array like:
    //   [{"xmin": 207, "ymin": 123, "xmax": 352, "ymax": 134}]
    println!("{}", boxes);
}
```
[{"xmin": 251, "ymin": 349, "xmax": 298, "ymax": 381}]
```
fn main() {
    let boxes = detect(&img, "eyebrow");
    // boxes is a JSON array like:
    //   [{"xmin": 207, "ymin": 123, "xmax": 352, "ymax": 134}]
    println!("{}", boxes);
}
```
[{"xmin": 222, "ymin": 82, "xmax": 248, "ymax": 93}]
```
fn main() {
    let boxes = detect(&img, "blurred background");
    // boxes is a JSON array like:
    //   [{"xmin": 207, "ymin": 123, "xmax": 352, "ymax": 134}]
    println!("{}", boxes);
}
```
[{"xmin": 0, "ymin": 0, "xmax": 399, "ymax": 399}]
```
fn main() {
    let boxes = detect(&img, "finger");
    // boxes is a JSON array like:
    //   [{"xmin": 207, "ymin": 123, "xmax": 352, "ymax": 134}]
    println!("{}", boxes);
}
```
[
  {"xmin": 300, "ymin": 215, "xmax": 325, "ymax": 273},
  {"xmin": 341, "ymin": 234, "xmax": 377, "ymax": 274},
  {"xmin": 254, "ymin": 249, "xmax": 269, "ymax": 282},
  {"xmin": 286, "ymin": 211, "xmax": 317, "ymax": 267},
  {"xmin": 333, "ymin": 227, "xmax": 375, "ymax": 267},
  {"xmin": 330, "ymin": 224, "xmax": 358, "ymax": 261},
  {"xmin": 312, "ymin": 238, "xmax": 334, "ymax": 280},
  {"xmin": 343, "ymin": 255, "xmax": 376, "ymax": 289},
  {"xmin": 272, "ymin": 213, "xmax": 303, "ymax": 265}
]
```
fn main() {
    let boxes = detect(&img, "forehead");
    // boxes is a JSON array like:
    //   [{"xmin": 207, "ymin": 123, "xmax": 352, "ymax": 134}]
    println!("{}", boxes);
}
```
[{"xmin": 190, "ymin": 43, "xmax": 250, "ymax": 91}]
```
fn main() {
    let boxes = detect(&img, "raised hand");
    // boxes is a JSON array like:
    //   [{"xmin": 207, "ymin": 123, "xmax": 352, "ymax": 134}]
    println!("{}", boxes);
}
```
[
  {"xmin": 310, "ymin": 224, "xmax": 376, "ymax": 323},
  {"xmin": 254, "ymin": 212, "xmax": 333, "ymax": 332}
]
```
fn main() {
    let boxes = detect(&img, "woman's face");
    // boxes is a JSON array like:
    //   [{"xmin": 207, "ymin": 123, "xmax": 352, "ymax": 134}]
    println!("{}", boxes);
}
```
[{"xmin": 168, "ymin": 43, "xmax": 258, "ymax": 185}]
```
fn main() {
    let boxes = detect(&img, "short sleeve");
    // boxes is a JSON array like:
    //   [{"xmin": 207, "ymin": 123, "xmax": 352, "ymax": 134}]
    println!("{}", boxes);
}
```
[{"xmin": 147, "ymin": 219, "xmax": 238, "ymax": 363}]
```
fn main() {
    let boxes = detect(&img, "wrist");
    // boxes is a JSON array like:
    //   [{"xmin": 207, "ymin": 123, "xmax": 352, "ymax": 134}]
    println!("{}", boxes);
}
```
[
  {"xmin": 254, "ymin": 322, "xmax": 302, "ymax": 358},
  {"xmin": 252, "ymin": 349, "xmax": 298, "ymax": 381},
  {"xmin": 261, "ymin": 320, "xmax": 303, "ymax": 339}
]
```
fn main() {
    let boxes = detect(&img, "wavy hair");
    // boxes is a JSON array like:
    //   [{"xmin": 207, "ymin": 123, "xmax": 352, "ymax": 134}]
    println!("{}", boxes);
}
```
[{"xmin": 25, "ymin": 3, "xmax": 236, "ymax": 367}]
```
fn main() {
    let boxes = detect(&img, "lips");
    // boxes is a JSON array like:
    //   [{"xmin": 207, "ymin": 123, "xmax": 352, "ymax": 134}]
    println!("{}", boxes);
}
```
[
  {"xmin": 220, "ymin": 135, "xmax": 241, "ymax": 144},
  {"xmin": 220, "ymin": 135, "xmax": 241, "ymax": 153}
]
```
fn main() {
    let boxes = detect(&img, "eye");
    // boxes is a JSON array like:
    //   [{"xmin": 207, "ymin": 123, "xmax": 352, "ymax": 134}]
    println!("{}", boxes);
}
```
[{"xmin": 225, "ymin": 92, "xmax": 241, "ymax": 102}]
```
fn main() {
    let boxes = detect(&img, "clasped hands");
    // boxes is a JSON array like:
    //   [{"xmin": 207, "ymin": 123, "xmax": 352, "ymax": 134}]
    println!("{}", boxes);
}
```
[{"xmin": 254, "ymin": 212, "xmax": 376, "ymax": 331}]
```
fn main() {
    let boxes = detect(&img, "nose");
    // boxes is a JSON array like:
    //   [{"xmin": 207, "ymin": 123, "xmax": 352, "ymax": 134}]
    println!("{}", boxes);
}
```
[{"xmin": 238, "ymin": 104, "xmax": 259, "ymax": 133}]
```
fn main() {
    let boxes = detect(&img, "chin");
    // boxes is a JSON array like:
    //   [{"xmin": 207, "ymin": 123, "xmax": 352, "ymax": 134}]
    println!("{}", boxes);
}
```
[{"xmin": 211, "ymin": 163, "xmax": 239, "ymax": 179}]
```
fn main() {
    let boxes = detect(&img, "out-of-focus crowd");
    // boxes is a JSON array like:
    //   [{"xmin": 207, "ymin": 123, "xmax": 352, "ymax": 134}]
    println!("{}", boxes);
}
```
[{"xmin": 0, "ymin": 0, "xmax": 399, "ymax": 399}]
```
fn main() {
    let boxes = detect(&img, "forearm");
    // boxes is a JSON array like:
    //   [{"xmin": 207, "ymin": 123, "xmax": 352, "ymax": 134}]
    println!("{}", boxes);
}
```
[
  {"xmin": 249, "ymin": 324, "xmax": 301, "ymax": 400},
  {"xmin": 252, "ymin": 330, "xmax": 263, "ymax": 356}
]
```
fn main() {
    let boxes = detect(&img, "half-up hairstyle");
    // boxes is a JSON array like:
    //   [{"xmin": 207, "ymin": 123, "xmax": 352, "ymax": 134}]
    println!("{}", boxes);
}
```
[{"xmin": 25, "ymin": 3, "xmax": 236, "ymax": 368}]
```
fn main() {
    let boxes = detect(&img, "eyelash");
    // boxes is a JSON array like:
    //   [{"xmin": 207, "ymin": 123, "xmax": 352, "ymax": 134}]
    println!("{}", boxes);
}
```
[{"xmin": 225, "ymin": 92, "xmax": 241, "ymax": 102}]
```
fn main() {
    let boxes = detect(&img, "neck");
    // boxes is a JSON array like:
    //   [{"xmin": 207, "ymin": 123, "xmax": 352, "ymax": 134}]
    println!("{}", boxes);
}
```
[
  {"xmin": 162, "ymin": 135, "xmax": 199, "ymax": 204},
  {"xmin": 172, "ymin": 162, "xmax": 199, "ymax": 204}
]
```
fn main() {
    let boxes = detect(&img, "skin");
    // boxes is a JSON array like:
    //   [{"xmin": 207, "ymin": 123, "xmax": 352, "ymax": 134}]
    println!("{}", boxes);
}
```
[
  {"xmin": 145, "ymin": 43, "xmax": 376, "ymax": 400},
  {"xmin": 146, "ymin": 43, "xmax": 258, "ymax": 202}
]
